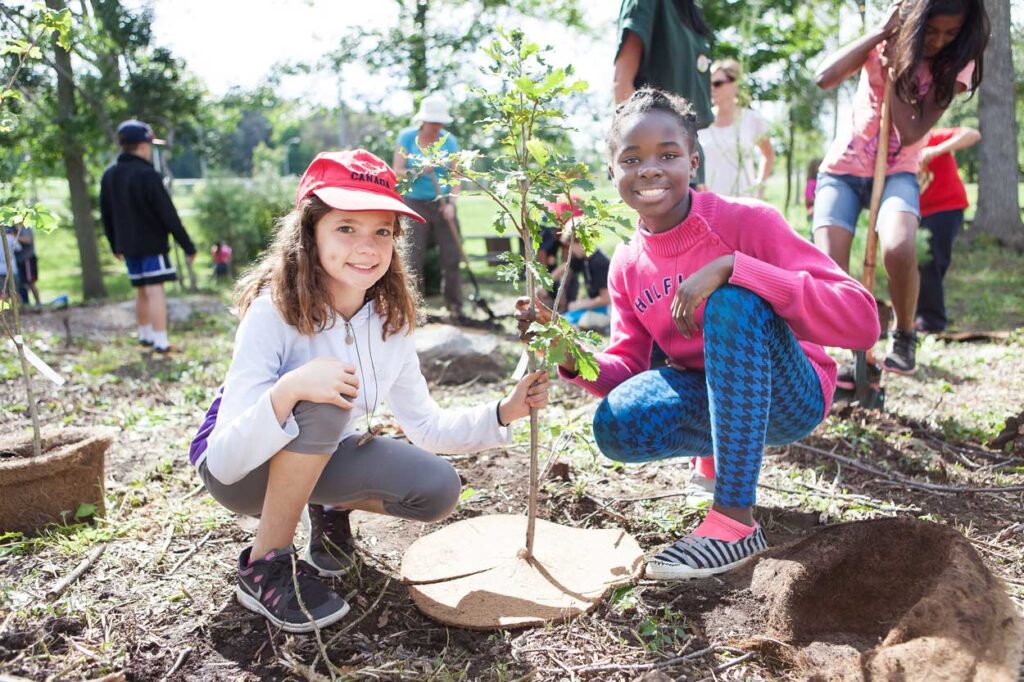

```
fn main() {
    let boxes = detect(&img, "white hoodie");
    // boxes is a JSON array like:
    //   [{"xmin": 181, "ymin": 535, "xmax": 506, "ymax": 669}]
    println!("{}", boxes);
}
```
[{"xmin": 194, "ymin": 295, "xmax": 510, "ymax": 485}]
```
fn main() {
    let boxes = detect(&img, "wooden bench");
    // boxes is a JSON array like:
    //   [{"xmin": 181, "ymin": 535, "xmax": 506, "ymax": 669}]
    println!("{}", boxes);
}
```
[{"xmin": 461, "ymin": 235, "xmax": 522, "ymax": 266}]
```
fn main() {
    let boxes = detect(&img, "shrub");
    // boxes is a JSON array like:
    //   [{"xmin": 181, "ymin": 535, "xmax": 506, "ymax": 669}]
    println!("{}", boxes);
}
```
[{"xmin": 191, "ymin": 173, "xmax": 293, "ymax": 268}]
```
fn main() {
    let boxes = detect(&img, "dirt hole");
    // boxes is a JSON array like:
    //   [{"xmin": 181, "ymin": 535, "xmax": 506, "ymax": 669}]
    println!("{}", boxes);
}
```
[{"xmin": 705, "ymin": 518, "xmax": 1023, "ymax": 681}]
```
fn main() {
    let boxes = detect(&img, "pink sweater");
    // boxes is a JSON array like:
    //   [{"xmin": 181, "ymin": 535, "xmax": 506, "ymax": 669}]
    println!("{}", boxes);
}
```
[{"xmin": 564, "ymin": 191, "xmax": 880, "ymax": 417}]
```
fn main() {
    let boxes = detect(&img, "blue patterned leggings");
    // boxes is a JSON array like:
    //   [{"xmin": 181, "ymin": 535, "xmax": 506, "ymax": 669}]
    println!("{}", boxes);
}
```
[{"xmin": 593, "ymin": 285, "xmax": 824, "ymax": 508}]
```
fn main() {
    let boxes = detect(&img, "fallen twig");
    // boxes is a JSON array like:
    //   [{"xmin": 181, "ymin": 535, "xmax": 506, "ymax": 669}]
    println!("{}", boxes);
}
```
[
  {"xmin": 792, "ymin": 442, "xmax": 1024, "ymax": 494},
  {"xmin": 579, "ymin": 494, "xmax": 631, "ymax": 525},
  {"xmin": 290, "ymin": 553, "xmax": 339, "ymax": 681},
  {"xmin": 703, "ymin": 650, "xmax": 756, "ymax": 678},
  {"xmin": 49, "ymin": 543, "xmax": 106, "ymax": 598},
  {"xmin": 279, "ymin": 651, "xmax": 331, "ymax": 682},
  {"xmin": 571, "ymin": 643, "xmax": 712, "ymax": 675},
  {"xmin": 592, "ymin": 491, "xmax": 690, "ymax": 504},
  {"xmin": 151, "ymin": 523, "xmax": 175, "ymax": 568},
  {"xmin": 757, "ymin": 481, "xmax": 918, "ymax": 513},
  {"xmin": 165, "ymin": 531, "xmax": 212, "ymax": 576},
  {"xmin": 325, "ymin": 576, "xmax": 393, "ymax": 648},
  {"xmin": 161, "ymin": 646, "xmax": 191, "ymax": 681}
]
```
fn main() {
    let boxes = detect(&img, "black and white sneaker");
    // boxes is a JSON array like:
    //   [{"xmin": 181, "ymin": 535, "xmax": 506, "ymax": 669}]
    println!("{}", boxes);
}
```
[
  {"xmin": 883, "ymin": 330, "xmax": 918, "ymax": 374},
  {"xmin": 645, "ymin": 527, "xmax": 769, "ymax": 580},
  {"xmin": 302, "ymin": 505, "xmax": 357, "ymax": 576},
  {"xmin": 235, "ymin": 545, "xmax": 349, "ymax": 633}
]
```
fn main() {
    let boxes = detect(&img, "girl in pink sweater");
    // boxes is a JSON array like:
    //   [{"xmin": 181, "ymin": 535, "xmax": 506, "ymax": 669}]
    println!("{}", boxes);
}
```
[{"xmin": 524, "ymin": 88, "xmax": 879, "ymax": 580}]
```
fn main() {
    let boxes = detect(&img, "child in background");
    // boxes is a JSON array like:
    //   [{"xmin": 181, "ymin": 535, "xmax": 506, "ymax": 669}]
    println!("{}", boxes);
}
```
[
  {"xmin": 915, "ymin": 126, "xmax": 980, "ymax": 332},
  {"xmin": 0, "ymin": 227, "xmax": 20, "ymax": 301},
  {"xmin": 552, "ymin": 235, "xmax": 611, "ymax": 331},
  {"xmin": 538, "ymin": 195, "xmax": 582, "ymax": 312},
  {"xmin": 190, "ymin": 150, "xmax": 549, "ymax": 632},
  {"xmin": 520, "ymin": 89, "xmax": 878, "ymax": 580},
  {"xmin": 11, "ymin": 225, "xmax": 41, "ymax": 306},
  {"xmin": 813, "ymin": 0, "xmax": 988, "ymax": 375},
  {"xmin": 211, "ymin": 241, "xmax": 233, "ymax": 281}
]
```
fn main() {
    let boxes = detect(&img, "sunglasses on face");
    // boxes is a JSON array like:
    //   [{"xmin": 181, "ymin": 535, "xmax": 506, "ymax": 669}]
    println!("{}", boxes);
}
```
[{"xmin": 711, "ymin": 77, "xmax": 735, "ymax": 88}]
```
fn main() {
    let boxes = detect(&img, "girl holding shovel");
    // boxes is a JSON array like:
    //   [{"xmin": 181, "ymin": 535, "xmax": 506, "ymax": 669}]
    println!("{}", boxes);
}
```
[{"xmin": 812, "ymin": 0, "xmax": 988, "ymax": 377}]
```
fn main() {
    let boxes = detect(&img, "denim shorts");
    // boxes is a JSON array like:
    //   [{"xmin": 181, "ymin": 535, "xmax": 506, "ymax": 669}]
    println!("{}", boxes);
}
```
[{"xmin": 812, "ymin": 172, "xmax": 920, "ymax": 235}]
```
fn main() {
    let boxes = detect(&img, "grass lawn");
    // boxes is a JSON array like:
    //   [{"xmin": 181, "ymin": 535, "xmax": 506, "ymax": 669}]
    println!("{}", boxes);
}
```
[{"xmin": 23, "ymin": 176, "xmax": 1024, "ymax": 331}]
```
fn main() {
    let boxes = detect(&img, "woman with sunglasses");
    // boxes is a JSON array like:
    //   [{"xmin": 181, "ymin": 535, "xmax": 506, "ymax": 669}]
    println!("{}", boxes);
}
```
[{"xmin": 698, "ymin": 59, "xmax": 775, "ymax": 198}]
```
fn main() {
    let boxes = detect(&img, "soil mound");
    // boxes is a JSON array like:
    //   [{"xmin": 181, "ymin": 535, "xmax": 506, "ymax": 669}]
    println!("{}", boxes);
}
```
[{"xmin": 704, "ymin": 518, "xmax": 1022, "ymax": 681}]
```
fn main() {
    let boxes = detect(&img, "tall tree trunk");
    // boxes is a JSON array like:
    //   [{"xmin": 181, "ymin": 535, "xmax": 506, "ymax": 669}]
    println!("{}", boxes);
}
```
[
  {"xmin": 973, "ymin": 0, "xmax": 1024, "ymax": 248},
  {"xmin": 785, "ymin": 102, "xmax": 794, "ymax": 208},
  {"xmin": 409, "ymin": 0, "xmax": 429, "ymax": 93},
  {"xmin": 47, "ymin": 0, "xmax": 108, "ymax": 299}
]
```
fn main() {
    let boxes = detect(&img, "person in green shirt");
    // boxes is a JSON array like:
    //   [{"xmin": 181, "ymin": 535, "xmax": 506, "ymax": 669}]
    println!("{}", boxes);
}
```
[{"xmin": 613, "ymin": 0, "xmax": 714, "ymax": 185}]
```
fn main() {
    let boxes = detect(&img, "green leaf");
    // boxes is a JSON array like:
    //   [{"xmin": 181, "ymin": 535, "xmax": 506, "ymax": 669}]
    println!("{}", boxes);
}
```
[
  {"xmin": 526, "ymin": 139, "xmax": 550, "ymax": 168},
  {"xmin": 540, "ymin": 67, "xmax": 567, "ymax": 93},
  {"xmin": 74, "ymin": 503, "xmax": 97, "ymax": 520},
  {"xmin": 575, "ymin": 350, "xmax": 600, "ymax": 382},
  {"xmin": 514, "ymin": 75, "xmax": 536, "ymax": 96}
]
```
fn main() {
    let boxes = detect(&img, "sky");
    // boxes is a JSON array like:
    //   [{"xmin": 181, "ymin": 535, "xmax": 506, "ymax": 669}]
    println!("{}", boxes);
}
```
[
  {"xmin": 146, "ymin": 1, "xmax": 620, "ymax": 116},
  {"xmin": 141, "ymin": 1, "xmax": 926, "ymax": 155}
]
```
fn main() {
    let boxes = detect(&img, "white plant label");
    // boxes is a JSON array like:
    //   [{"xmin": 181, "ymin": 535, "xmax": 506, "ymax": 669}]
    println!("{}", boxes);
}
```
[
  {"xmin": 511, "ymin": 349, "xmax": 530, "ymax": 381},
  {"xmin": 11, "ymin": 336, "xmax": 66, "ymax": 387}
]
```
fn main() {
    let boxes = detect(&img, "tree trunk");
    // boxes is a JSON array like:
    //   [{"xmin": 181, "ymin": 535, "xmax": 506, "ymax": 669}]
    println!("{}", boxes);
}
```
[
  {"xmin": 785, "ymin": 103, "xmax": 794, "ymax": 208},
  {"xmin": 973, "ymin": 0, "xmax": 1024, "ymax": 248},
  {"xmin": 47, "ymin": 0, "xmax": 108, "ymax": 299},
  {"xmin": 409, "ymin": 0, "xmax": 429, "ymax": 93}
]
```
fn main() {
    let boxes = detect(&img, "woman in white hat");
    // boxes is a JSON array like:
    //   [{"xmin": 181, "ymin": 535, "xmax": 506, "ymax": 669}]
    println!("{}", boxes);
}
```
[{"xmin": 393, "ymin": 93, "xmax": 465, "ymax": 322}]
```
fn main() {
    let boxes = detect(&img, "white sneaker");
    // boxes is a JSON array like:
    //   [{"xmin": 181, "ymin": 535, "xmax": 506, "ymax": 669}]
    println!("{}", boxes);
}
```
[{"xmin": 683, "ymin": 473, "xmax": 715, "ymax": 507}]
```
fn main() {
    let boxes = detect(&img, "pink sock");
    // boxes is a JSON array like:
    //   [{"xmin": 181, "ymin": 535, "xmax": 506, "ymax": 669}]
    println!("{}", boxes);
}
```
[
  {"xmin": 693, "ymin": 509, "xmax": 756, "ymax": 542},
  {"xmin": 695, "ymin": 457, "xmax": 716, "ymax": 480}
]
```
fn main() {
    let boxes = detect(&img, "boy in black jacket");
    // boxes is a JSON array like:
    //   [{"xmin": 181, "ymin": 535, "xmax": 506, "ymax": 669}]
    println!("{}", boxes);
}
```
[{"xmin": 100, "ymin": 119, "xmax": 196, "ymax": 352}]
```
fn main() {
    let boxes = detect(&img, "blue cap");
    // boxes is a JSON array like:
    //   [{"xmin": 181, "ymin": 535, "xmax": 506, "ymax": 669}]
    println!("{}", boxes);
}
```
[{"xmin": 117, "ymin": 119, "xmax": 155, "ymax": 145}]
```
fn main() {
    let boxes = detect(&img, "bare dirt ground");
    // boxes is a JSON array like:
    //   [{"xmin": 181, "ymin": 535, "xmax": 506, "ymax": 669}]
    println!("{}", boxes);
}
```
[{"xmin": 2, "ymin": 295, "xmax": 1022, "ymax": 681}]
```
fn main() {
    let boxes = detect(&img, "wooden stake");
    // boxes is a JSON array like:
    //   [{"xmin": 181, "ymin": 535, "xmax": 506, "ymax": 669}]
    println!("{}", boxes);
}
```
[{"xmin": 861, "ymin": 81, "xmax": 894, "ymax": 294}]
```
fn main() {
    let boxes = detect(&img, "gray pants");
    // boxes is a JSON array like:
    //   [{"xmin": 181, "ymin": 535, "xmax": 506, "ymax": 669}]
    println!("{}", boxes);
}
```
[
  {"xmin": 404, "ymin": 197, "xmax": 464, "ymax": 315},
  {"xmin": 200, "ymin": 402, "xmax": 462, "ymax": 522}
]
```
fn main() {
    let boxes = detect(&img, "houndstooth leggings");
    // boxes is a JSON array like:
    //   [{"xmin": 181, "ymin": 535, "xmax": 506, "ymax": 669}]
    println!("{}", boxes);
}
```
[{"xmin": 592, "ymin": 285, "xmax": 825, "ymax": 508}]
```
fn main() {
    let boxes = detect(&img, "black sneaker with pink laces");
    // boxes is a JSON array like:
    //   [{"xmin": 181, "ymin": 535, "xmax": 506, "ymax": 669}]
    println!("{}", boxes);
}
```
[
  {"xmin": 303, "ymin": 504, "xmax": 357, "ymax": 577},
  {"xmin": 235, "ymin": 544, "xmax": 349, "ymax": 633}
]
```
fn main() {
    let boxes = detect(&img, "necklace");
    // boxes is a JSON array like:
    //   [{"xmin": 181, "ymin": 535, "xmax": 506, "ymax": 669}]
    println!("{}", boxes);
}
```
[{"xmin": 348, "ymin": 315, "xmax": 381, "ymax": 447}]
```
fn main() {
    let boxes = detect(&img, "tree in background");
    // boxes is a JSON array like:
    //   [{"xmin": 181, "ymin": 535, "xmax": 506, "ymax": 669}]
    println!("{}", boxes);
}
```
[
  {"xmin": 702, "ymin": 0, "xmax": 837, "ymax": 209},
  {"xmin": 43, "ymin": 0, "xmax": 106, "ymax": 299},
  {"xmin": 1, "ymin": 0, "xmax": 205, "ymax": 299},
  {"xmin": 973, "ymin": 0, "xmax": 1023, "ymax": 248},
  {"xmin": 341, "ymin": 0, "xmax": 587, "ymax": 95}
]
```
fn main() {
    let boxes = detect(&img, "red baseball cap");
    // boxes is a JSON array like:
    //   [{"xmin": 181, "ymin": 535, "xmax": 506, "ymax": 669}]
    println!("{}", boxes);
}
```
[{"xmin": 295, "ymin": 150, "xmax": 425, "ymax": 222}]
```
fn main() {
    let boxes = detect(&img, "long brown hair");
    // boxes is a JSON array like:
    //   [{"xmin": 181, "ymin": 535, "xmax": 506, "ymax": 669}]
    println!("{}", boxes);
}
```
[
  {"xmin": 891, "ymin": 0, "xmax": 988, "ymax": 111},
  {"xmin": 235, "ymin": 195, "xmax": 419, "ymax": 338}
]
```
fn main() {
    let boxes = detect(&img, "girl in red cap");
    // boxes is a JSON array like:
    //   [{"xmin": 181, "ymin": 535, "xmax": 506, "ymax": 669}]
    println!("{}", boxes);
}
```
[{"xmin": 189, "ymin": 150, "xmax": 549, "ymax": 632}]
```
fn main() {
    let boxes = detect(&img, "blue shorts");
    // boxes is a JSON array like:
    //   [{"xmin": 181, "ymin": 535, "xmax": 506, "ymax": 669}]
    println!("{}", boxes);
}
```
[
  {"xmin": 125, "ymin": 253, "xmax": 177, "ymax": 287},
  {"xmin": 812, "ymin": 172, "xmax": 920, "ymax": 235},
  {"xmin": 563, "ymin": 305, "xmax": 609, "ymax": 329}
]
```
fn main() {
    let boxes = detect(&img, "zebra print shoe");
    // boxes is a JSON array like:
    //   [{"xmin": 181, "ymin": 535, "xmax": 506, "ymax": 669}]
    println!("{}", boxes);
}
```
[{"xmin": 645, "ymin": 526, "xmax": 769, "ymax": 580}]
